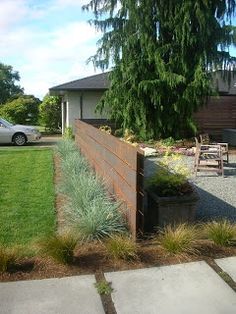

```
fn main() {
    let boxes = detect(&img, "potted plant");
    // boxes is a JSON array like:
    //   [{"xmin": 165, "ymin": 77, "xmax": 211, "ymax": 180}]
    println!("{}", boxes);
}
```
[{"xmin": 145, "ymin": 153, "xmax": 199, "ymax": 231}]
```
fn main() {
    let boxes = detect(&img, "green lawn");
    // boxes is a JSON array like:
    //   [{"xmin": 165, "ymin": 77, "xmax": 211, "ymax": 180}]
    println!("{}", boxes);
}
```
[{"xmin": 0, "ymin": 148, "xmax": 56, "ymax": 246}]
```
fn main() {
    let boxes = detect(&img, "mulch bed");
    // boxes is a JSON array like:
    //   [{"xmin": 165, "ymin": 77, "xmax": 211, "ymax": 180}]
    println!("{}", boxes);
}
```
[{"xmin": 1, "ymin": 241, "xmax": 236, "ymax": 282}]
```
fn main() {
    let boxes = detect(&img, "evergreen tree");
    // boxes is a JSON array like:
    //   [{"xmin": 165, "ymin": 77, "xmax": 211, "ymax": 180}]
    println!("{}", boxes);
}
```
[{"xmin": 84, "ymin": 0, "xmax": 236, "ymax": 139}]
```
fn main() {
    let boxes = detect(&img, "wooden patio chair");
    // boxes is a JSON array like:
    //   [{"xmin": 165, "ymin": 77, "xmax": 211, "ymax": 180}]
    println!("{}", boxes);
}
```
[
  {"xmin": 194, "ymin": 142, "xmax": 224, "ymax": 177},
  {"xmin": 199, "ymin": 133, "xmax": 229, "ymax": 163}
]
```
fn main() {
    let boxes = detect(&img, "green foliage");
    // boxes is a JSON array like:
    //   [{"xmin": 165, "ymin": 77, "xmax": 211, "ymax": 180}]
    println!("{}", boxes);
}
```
[
  {"xmin": 114, "ymin": 128, "xmax": 123, "ymax": 137},
  {"xmin": 104, "ymin": 234, "xmax": 138, "ymax": 261},
  {"xmin": 158, "ymin": 224, "xmax": 198, "ymax": 255},
  {"xmin": 161, "ymin": 137, "xmax": 176, "ymax": 147},
  {"xmin": 57, "ymin": 140, "xmax": 126, "ymax": 240},
  {"xmin": 0, "ymin": 95, "xmax": 40, "ymax": 125},
  {"xmin": 84, "ymin": 0, "xmax": 236, "ymax": 139},
  {"xmin": 0, "ymin": 246, "xmax": 19, "ymax": 272},
  {"xmin": 63, "ymin": 127, "xmax": 73, "ymax": 140},
  {"xmin": 147, "ymin": 153, "xmax": 192, "ymax": 196},
  {"xmin": 0, "ymin": 62, "xmax": 24, "ymax": 104},
  {"xmin": 56, "ymin": 139, "xmax": 77, "ymax": 159},
  {"xmin": 204, "ymin": 220, "xmax": 236, "ymax": 246},
  {"xmin": 39, "ymin": 95, "xmax": 61, "ymax": 132},
  {"xmin": 95, "ymin": 280, "xmax": 113, "ymax": 295},
  {"xmin": 39, "ymin": 232, "xmax": 78, "ymax": 264}
]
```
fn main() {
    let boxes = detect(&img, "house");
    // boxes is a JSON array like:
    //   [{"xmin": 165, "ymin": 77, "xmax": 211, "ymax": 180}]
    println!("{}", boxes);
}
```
[
  {"xmin": 50, "ymin": 71, "xmax": 236, "ymax": 137},
  {"xmin": 49, "ymin": 72, "xmax": 110, "ymax": 133}
]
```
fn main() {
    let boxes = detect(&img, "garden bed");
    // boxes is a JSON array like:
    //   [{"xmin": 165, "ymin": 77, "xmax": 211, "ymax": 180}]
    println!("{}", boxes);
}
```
[{"xmin": 0, "ymin": 240, "xmax": 236, "ymax": 282}]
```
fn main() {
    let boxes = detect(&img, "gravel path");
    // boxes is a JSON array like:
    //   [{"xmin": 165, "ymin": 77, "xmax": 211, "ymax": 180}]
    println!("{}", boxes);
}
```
[{"xmin": 145, "ymin": 154, "xmax": 236, "ymax": 222}]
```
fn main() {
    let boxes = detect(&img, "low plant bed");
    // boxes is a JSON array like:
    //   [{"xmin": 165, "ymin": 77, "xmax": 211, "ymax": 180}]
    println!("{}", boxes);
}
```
[
  {"xmin": 0, "ymin": 239, "xmax": 236, "ymax": 282},
  {"xmin": 145, "ymin": 152, "xmax": 199, "ymax": 230}
]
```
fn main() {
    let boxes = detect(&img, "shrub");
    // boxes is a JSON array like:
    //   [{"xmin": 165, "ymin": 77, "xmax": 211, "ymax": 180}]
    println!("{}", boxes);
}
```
[
  {"xmin": 160, "ymin": 137, "xmax": 176, "ymax": 147},
  {"xmin": 39, "ymin": 232, "xmax": 78, "ymax": 264},
  {"xmin": 39, "ymin": 95, "xmax": 61, "ymax": 132},
  {"xmin": 0, "ymin": 95, "xmax": 40, "ymax": 125},
  {"xmin": 147, "ymin": 153, "xmax": 192, "ymax": 196},
  {"xmin": 204, "ymin": 220, "xmax": 236, "ymax": 246},
  {"xmin": 0, "ymin": 246, "xmax": 19, "ymax": 272},
  {"xmin": 104, "ymin": 234, "xmax": 137, "ymax": 261},
  {"xmin": 158, "ymin": 224, "xmax": 198, "ymax": 255}
]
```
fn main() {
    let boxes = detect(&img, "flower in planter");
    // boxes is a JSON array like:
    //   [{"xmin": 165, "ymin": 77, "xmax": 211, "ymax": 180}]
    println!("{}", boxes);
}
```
[{"xmin": 147, "ymin": 153, "xmax": 193, "ymax": 197}]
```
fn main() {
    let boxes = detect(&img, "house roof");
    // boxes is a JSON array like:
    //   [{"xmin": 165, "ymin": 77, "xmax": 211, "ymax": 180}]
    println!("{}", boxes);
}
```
[
  {"xmin": 49, "ymin": 72, "xmax": 110, "ymax": 94},
  {"xmin": 49, "ymin": 70, "xmax": 236, "ymax": 96}
]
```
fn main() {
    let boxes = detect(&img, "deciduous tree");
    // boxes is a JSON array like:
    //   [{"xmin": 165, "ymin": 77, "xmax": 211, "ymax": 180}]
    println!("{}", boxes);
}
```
[
  {"xmin": 0, "ymin": 95, "xmax": 40, "ymax": 125},
  {"xmin": 0, "ymin": 62, "xmax": 24, "ymax": 105},
  {"xmin": 39, "ymin": 95, "xmax": 61, "ymax": 132}
]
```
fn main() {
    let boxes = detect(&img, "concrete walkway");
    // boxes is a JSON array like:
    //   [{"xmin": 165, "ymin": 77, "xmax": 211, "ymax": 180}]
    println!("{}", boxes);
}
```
[{"xmin": 0, "ymin": 258, "xmax": 235, "ymax": 314}]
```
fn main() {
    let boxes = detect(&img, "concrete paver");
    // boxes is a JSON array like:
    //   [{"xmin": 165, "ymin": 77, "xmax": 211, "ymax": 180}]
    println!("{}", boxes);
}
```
[
  {"xmin": 215, "ymin": 256, "xmax": 236, "ymax": 282},
  {"xmin": 0, "ymin": 275, "xmax": 104, "ymax": 314},
  {"xmin": 105, "ymin": 261, "xmax": 236, "ymax": 314}
]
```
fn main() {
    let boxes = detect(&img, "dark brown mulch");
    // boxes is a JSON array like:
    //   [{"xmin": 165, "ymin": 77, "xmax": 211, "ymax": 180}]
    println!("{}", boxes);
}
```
[{"xmin": 1, "ymin": 241, "xmax": 236, "ymax": 282}]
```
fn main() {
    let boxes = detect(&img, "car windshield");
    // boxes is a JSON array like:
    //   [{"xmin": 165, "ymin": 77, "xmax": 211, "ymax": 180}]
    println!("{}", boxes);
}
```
[{"xmin": 0, "ymin": 118, "xmax": 13, "ymax": 128}]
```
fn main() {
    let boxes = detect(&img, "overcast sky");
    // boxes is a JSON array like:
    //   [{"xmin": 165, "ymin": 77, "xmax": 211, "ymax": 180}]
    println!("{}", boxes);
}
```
[
  {"xmin": 0, "ymin": 0, "xmax": 103, "ymax": 99},
  {"xmin": 1, "ymin": 0, "xmax": 236, "ymax": 100}
]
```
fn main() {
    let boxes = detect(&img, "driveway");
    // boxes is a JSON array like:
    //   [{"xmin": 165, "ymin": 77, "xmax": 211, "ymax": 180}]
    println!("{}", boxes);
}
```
[{"xmin": 0, "ymin": 135, "xmax": 61, "ymax": 149}]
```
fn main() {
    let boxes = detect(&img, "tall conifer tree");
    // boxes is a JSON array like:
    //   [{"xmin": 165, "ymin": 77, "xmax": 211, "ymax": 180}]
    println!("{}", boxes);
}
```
[{"xmin": 84, "ymin": 0, "xmax": 236, "ymax": 138}]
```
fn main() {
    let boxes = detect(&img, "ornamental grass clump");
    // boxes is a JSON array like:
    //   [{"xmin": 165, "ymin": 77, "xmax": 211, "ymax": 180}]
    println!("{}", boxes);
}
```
[
  {"xmin": 56, "ymin": 139, "xmax": 77, "ymax": 160},
  {"xmin": 60, "ymin": 173, "xmax": 105, "ymax": 210},
  {"xmin": 158, "ymin": 224, "xmax": 198, "ymax": 255},
  {"xmin": 104, "ymin": 234, "xmax": 138, "ymax": 261},
  {"xmin": 204, "ymin": 220, "xmax": 236, "ymax": 246},
  {"xmin": 56, "ymin": 140, "xmax": 126, "ymax": 241},
  {"xmin": 0, "ymin": 246, "xmax": 19, "ymax": 272},
  {"xmin": 39, "ymin": 232, "xmax": 78, "ymax": 264},
  {"xmin": 70, "ymin": 197, "xmax": 126, "ymax": 241},
  {"xmin": 60, "ymin": 150, "xmax": 89, "ymax": 177}
]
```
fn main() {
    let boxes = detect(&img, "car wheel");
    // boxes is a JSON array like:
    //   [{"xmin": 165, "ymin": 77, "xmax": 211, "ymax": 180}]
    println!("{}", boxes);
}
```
[{"xmin": 13, "ymin": 133, "xmax": 27, "ymax": 146}]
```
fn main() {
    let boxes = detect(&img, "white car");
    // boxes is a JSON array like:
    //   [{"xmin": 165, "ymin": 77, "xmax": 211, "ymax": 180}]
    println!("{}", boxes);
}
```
[{"xmin": 0, "ymin": 117, "xmax": 41, "ymax": 146}]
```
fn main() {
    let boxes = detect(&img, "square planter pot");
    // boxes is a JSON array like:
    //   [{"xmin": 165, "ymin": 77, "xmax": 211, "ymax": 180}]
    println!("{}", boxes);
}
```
[{"xmin": 145, "ymin": 188, "xmax": 199, "ymax": 232}]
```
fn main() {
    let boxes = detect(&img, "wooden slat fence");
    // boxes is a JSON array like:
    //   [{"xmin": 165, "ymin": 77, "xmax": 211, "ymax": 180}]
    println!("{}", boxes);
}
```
[
  {"xmin": 194, "ymin": 96, "xmax": 236, "ymax": 138},
  {"xmin": 75, "ymin": 119, "xmax": 145, "ymax": 238}
]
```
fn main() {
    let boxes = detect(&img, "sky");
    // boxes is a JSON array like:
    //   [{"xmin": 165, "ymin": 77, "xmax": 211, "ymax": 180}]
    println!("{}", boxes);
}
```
[
  {"xmin": 1, "ymin": 0, "xmax": 236, "ymax": 100},
  {"xmin": 0, "ymin": 0, "xmax": 103, "ymax": 99}
]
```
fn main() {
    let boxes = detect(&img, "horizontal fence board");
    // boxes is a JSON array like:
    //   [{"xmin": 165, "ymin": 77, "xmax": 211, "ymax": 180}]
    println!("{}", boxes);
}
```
[
  {"xmin": 75, "ymin": 119, "xmax": 144, "ymax": 238},
  {"xmin": 77, "ymin": 120, "xmax": 141, "ymax": 170},
  {"xmin": 194, "ymin": 96, "xmax": 236, "ymax": 138},
  {"xmin": 76, "ymin": 129, "xmax": 137, "ymax": 189}
]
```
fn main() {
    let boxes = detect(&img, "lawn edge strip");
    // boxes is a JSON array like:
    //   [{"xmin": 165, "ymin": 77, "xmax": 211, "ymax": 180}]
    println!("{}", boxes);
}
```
[{"xmin": 204, "ymin": 258, "xmax": 236, "ymax": 292}]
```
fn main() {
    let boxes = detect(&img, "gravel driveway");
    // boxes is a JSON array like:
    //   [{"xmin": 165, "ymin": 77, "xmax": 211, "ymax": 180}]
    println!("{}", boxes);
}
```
[{"xmin": 145, "ymin": 154, "xmax": 236, "ymax": 222}]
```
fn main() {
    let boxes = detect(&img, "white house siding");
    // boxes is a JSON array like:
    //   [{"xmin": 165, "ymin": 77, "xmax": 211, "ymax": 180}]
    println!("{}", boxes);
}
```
[
  {"xmin": 63, "ymin": 90, "xmax": 107, "ymax": 133},
  {"xmin": 82, "ymin": 91, "xmax": 107, "ymax": 119},
  {"xmin": 66, "ymin": 91, "xmax": 81, "ymax": 130}
]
